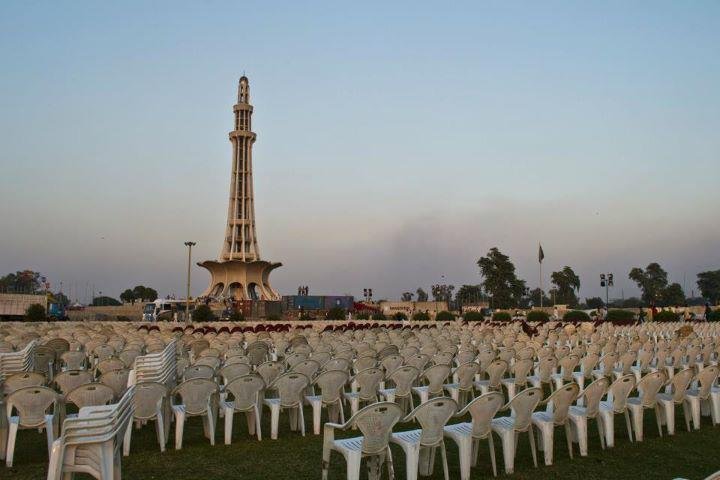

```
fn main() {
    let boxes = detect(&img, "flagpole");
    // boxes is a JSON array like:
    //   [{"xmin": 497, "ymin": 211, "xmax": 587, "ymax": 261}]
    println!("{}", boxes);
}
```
[{"xmin": 539, "ymin": 242, "xmax": 543, "ymax": 309}]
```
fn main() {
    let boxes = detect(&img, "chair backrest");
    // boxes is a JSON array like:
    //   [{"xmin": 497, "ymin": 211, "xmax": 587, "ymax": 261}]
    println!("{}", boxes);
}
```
[
  {"xmin": 636, "ymin": 371, "xmax": 666, "ymax": 407},
  {"xmin": 6, "ymin": 386, "xmax": 59, "ymax": 427},
  {"xmin": 352, "ymin": 402, "xmax": 403, "ymax": 455},
  {"xmin": 608, "ymin": 374, "xmax": 636, "ymax": 412},
  {"xmin": 536, "ymin": 356, "xmax": 558, "ymax": 383},
  {"xmin": 460, "ymin": 391, "xmax": 505, "ymax": 439},
  {"xmin": 256, "ymin": 361, "xmax": 286, "ymax": 386},
  {"xmin": 54, "ymin": 370, "xmax": 94, "ymax": 395},
  {"xmin": 508, "ymin": 387, "xmax": 542, "ymax": 431},
  {"xmin": 581, "ymin": 353, "xmax": 600, "ymax": 377},
  {"xmin": 225, "ymin": 374, "xmax": 265, "ymax": 411},
  {"xmin": 454, "ymin": 362, "xmax": 480, "ymax": 389},
  {"xmin": 183, "ymin": 364, "xmax": 215, "ymax": 381},
  {"xmin": 696, "ymin": 365, "xmax": 720, "ymax": 400},
  {"xmin": 285, "ymin": 352, "xmax": 308, "ymax": 368},
  {"xmin": 406, "ymin": 397, "xmax": 457, "ymax": 446},
  {"xmin": 292, "ymin": 359, "xmax": 321, "ymax": 380},
  {"xmin": 354, "ymin": 367, "xmax": 384, "ymax": 400},
  {"xmin": 558, "ymin": 354, "xmax": 579, "ymax": 381},
  {"xmin": 313, "ymin": 369, "xmax": 348, "ymax": 404},
  {"xmin": 133, "ymin": 381, "xmax": 168, "ymax": 419},
  {"xmin": 323, "ymin": 358, "xmax": 351, "ymax": 373},
  {"xmin": 272, "ymin": 372, "xmax": 310, "ymax": 407},
  {"xmin": 100, "ymin": 369, "xmax": 130, "ymax": 399},
  {"xmin": 618, "ymin": 351, "xmax": 637, "ymax": 374},
  {"xmin": 581, "ymin": 377, "xmax": 610, "ymax": 418},
  {"xmin": 544, "ymin": 382, "xmax": 579, "ymax": 425},
  {"xmin": 422, "ymin": 364, "xmax": 452, "ymax": 395},
  {"xmin": 485, "ymin": 359, "xmax": 508, "ymax": 388},
  {"xmin": 388, "ymin": 366, "xmax": 420, "ymax": 397},
  {"xmin": 172, "ymin": 378, "xmax": 219, "ymax": 415},
  {"xmin": 380, "ymin": 355, "xmax": 404, "ymax": 376},
  {"xmin": 353, "ymin": 356, "xmax": 377, "ymax": 372},
  {"xmin": 61, "ymin": 350, "xmax": 86, "ymax": 370},
  {"xmin": 67, "ymin": 382, "xmax": 115, "ymax": 409},
  {"xmin": 512, "ymin": 358, "xmax": 534, "ymax": 385},
  {"xmin": 96, "ymin": 358, "xmax": 125, "ymax": 375},
  {"xmin": 600, "ymin": 352, "xmax": 619, "ymax": 376},
  {"xmin": 670, "ymin": 367, "xmax": 695, "ymax": 403},
  {"xmin": 219, "ymin": 363, "xmax": 253, "ymax": 384},
  {"xmin": 193, "ymin": 356, "xmax": 221, "ymax": 370},
  {"xmin": 3, "ymin": 372, "xmax": 45, "ymax": 395},
  {"xmin": 405, "ymin": 354, "xmax": 430, "ymax": 372}
]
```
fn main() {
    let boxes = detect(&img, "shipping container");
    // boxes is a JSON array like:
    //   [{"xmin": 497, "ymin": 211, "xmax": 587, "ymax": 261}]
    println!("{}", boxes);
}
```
[
  {"xmin": 323, "ymin": 296, "xmax": 354, "ymax": 311},
  {"xmin": 252, "ymin": 301, "xmax": 282, "ymax": 318},
  {"xmin": 282, "ymin": 295, "xmax": 325, "ymax": 310}
]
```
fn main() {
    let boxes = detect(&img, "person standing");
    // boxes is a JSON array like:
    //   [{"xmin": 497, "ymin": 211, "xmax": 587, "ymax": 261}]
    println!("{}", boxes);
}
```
[{"xmin": 705, "ymin": 303, "xmax": 713, "ymax": 321}]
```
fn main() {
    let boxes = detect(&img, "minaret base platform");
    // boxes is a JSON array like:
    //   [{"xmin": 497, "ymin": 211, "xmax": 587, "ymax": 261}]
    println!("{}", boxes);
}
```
[{"xmin": 198, "ymin": 259, "xmax": 281, "ymax": 301}]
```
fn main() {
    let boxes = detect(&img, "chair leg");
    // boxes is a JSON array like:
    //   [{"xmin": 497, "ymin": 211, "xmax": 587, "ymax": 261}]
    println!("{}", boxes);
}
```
[
  {"xmin": 270, "ymin": 404, "xmax": 280, "ymax": 440},
  {"xmin": 499, "ymin": 431, "xmax": 515, "ymax": 474},
  {"xmin": 528, "ymin": 426, "xmax": 538, "ymax": 468},
  {"xmin": 488, "ymin": 435, "xmax": 497, "ymax": 477},
  {"xmin": 156, "ymin": 415, "xmax": 166, "ymax": 452},
  {"xmin": 386, "ymin": 447, "xmax": 396, "ymax": 480},
  {"xmin": 174, "ymin": 410, "xmax": 185, "ymax": 450},
  {"xmin": 655, "ymin": 405, "xmax": 664, "ymax": 437},
  {"xmin": 123, "ymin": 422, "xmax": 132, "ymax": 456},
  {"xmin": 624, "ymin": 410, "xmax": 634, "ymax": 442},
  {"xmin": 299, "ymin": 406, "xmax": 306, "ymax": 436},
  {"xmin": 440, "ymin": 442, "xmax": 450, "ymax": 480},
  {"xmin": 5, "ymin": 418, "xmax": 19, "ymax": 468},
  {"xmin": 321, "ymin": 442, "xmax": 331, "ymax": 480},
  {"xmin": 565, "ymin": 422, "xmax": 573, "ymax": 459},
  {"xmin": 312, "ymin": 402, "xmax": 322, "ymax": 435},
  {"xmin": 254, "ymin": 406, "xmax": 262, "ymax": 441},
  {"xmin": 224, "ymin": 408, "xmax": 234, "ymax": 445}
]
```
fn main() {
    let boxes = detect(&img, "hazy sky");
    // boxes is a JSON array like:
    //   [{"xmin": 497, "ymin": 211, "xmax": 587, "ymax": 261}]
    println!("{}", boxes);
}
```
[{"xmin": 1, "ymin": 1, "xmax": 719, "ymax": 303}]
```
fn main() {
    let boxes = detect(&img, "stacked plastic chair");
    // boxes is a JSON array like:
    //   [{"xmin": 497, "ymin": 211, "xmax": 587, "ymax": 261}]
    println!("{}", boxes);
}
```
[{"xmin": 0, "ymin": 340, "xmax": 36, "ymax": 461}]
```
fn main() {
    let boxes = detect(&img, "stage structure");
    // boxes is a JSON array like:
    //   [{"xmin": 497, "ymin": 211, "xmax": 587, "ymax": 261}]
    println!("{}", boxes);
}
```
[{"xmin": 198, "ymin": 76, "xmax": 281, "ymax": 301}]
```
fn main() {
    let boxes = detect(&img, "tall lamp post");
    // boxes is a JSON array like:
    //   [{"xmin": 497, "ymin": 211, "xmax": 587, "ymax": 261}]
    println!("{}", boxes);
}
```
[
  {"xmin": 184, "ymin": 241, "xmax": 196, "ymax": 323},
  {"xmin": 600, "ymin": 273, "xmax": 614, "ymax": 307}
]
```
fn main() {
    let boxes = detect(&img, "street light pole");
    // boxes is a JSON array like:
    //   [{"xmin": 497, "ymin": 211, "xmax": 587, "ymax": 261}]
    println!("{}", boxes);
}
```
[{"xmin": 184, "ymin": 241, "xmax": 196, "ymax": 323}]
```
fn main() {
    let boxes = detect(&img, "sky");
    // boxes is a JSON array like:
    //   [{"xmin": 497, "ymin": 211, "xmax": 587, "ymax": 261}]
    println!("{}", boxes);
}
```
[{"xmin": 1, "ymin": 1, "xmax": 719, "ymax": 303}]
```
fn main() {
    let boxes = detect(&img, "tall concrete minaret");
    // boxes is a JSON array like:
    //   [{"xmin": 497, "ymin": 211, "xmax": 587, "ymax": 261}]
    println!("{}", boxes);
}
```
[
  {"xmin": 223, "ymin": 76, "xmax": 259, "ymax": 262},
  {"xmin": 199, "ymin": 76, "xmax": 282, "ymax": 302}
]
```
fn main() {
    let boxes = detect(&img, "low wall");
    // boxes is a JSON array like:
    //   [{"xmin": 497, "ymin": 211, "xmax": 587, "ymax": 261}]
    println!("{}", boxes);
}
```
[{"xmin": 67, "ymin": 304, "xmax": 144, "ymax": 321}]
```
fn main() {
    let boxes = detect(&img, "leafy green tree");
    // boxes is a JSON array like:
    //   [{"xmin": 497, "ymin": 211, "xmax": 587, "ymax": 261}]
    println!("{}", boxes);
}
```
[
  {"xmin": 52, "ymin": 292, "xmax": 70, "ymax": 306},
  {"xmin": 660, "ymin": 283, "xmax": 685, "ymax": 307},
  {"xmin": 120, "ymin": 289, "xmax": 136, "ymax": 304},
  {"xmin": 416, "ymin": 288, "xmax": 428, "ymax": 302},
  {"xmin": 91, "ymin": 296, "xmax": 121, "ymax": 306},
  {"xmin": 401, "ymin": 292, "xmax": 414, "ymax": 301},
  {"xmin": 131, "ymin": 285, "xmax": 158, "ymax": 302},
  {"xmin": 25, "ymin": 303, "xmax": 46, "ymax": 321},
  {"xmin": 412, "ymin": 311, "xmax": 430, "ymax": 321},
  {"xmin": 431, "ymin": 284, "xmax": 455, "ymax": 303},
  {"xmin": 585, "ymin": 297, "xmax": 605, "ymax": 309},
  {"xmin": 455, "ymin": 285, "xmax": 485, "ymax": 305},
  {"xmin": 193, "ymin": 304, "xmax": 215, "ymax": 322},
  {"xmin": 550, "ymin": 266, "xmax": 581, "ymax": 306},
  {"xmin": 0, "ymin": 270, "xmax": 43, "ymax": 293},
  {"xmin": 326, "ymin": 307, "xmax": 345, "ymax": 320},
  {"xmin": 393, "ymin": 312, "xmax": 408, "ymax": 321},
  {"xmin": 523, "ymin": 288, "xmax": 551, "ymax": 308},
  {"xmin": 477, "ymin": 248, "xmax": 527, "ymax": 309},
  {"xmin": 435, "ymin": 311, "xmax": 455, "ymax": 322},
  {"xmin": 371, "ymin": 312, "xmax": 387, "ymax": 320},
  {"xmin": 697, "ymin": 270, "xmax": 720, "ymax": 304},
  {"xmin": 629, "ymin": 263, "xmax": 668, "ymax": 304}
]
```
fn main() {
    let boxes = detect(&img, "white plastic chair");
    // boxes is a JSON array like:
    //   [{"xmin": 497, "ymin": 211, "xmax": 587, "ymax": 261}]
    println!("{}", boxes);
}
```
[
  {"xmin": 390, "ymin": 397, "xmax": 458, "ymax": 480},
  {"xmin": 490, "ymin": 387, "xmax": 542, "ymax": 474},
  {"xmin": 598, "ymin": 373, "xmax": 636, "ymax": 447},
  {"xmin": 568, "ymin": 377, "xmax": 610, "ymax": 455},
  {"xmin": 306, "ymin": 369, "xmax": 348, "ymax": 435},
  {"xmin": 170, "ymin": 378, "xmax": 219, "ymax": 449},
  {"xmin": 263, "ymin": 371, "xmax": 310, "ymax": 439},
  {"xmin": 443, "ymin": 391, "xmax": 505, "ymax": 479},
  {"xmin": 684, "ymin": 364, "xmax": 720, "ymax": 429},
  {"xmin": 223, "ymin": 374, "xmax": 265, "ymax": 443},
  {"xmin": 626, "ymin": 370, "xmax": 666, "ymax": 442},
  {"xmin": 656, "ymin": 367, "xmax": 694, "ymax": 435},
  {"xmin": 123, "ymin": 381, "xmax": 170, "ymax": 455},
  {"xmin": 531, "ymin": 382, "xmax": 579, "ymax": 466},
  {"xmin": 322, "ymin": 401, "xmax": 403, "ymax": 480},
  {"xmin": 5, "ymin": 386, "xmax": 60, "ymax": 467}
]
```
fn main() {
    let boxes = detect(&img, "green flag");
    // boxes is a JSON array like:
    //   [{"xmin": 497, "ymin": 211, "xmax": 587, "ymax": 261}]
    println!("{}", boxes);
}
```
[{"xmin": 538, "ymin": 244, "xmax": 544, "ymax": 263}]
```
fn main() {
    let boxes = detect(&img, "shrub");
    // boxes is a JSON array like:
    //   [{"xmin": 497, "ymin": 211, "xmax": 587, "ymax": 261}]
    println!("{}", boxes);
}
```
[
  {"xmin": 492, "ymin": 311, "xmax": 512, "ymax": 322},
  {"xmin": 463, "ymin": 311, "xmax": 484, "ymax": 322},
  {"xmin": 355, "ymin": 312, "xmax": 370, "ymax": 320},
  {"xmin": 193, "ymin": 304, "xmax": 215, "ymax": 322},
  {"xmin": 228, "ymin": 311, "xmax": 245, "ymax": 322},
  {"xmin": 526, "ymin": 310, "xmax": 550, "ymax": 323},
  {"xmin": 605, "ymin": 309, "xmax": 636, "ymax": 325},
  {"xmin": 326, "ymin": 307, "xmax": 345, "ymax": 320},
  {"xmin": 393, "ymin": 312, "xmax": 408, "ymax": 321},
  {"xmin": 655, "ymin": 310, "xmax": 680, "ymax": 322},
  {"xmin": 25, "ymin": 303, "xmax": 46, "ymax": 322},
  {"xmin": 563, "ymin": 310, "xmax": 590, "ymax": 322},
  {"xmin": 371, "ymin": 312, "xmax": 387, "ymax": 320},
  {"xmin": 435, "ymin": 311, "xmax": 455, "ymax": 322},
  {"xmin": 267, "ymin": 314, "xmax": 281, "ymax": 321},
  {"xmin": 412, "ymin": 311, "xmax": 430, "ymax": 321}
]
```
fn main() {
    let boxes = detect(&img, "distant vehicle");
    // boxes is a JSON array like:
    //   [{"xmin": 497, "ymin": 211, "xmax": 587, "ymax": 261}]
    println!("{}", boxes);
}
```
[
  {"xmin": 143, "ymin": 299, "xmax": 193, "ymax": 322},
  {"xmin": 0, "ymin": 293, "xmax": 66, "ymax": 320},
  {"xmin": 48, "ymin": 302, "xmax": 67, "ymax": 320}
]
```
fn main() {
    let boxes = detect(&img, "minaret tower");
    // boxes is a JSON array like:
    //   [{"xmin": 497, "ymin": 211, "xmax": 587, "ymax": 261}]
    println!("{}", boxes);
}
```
[
  {"xmin": 199, "ymin": 76, "xmax": 282, "ymax": 302},
  {"xmin": 223, "ymin": 76, "xmax": 259, "ymax": 262}
]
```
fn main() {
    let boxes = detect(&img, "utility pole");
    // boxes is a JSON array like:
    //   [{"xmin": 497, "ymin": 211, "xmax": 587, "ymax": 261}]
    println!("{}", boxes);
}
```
[{"xmin": 184, "ymin": 241, "xmax": 196, "ymax": 323}]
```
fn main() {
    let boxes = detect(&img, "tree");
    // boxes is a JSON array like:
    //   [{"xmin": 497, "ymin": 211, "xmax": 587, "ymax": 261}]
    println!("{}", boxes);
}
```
[
  {"xmin": 131, "ymin": 285, "xmax": 158, "ymax": 302},
  {"xmin": 193, "ymin": 304, "xmax": 215, "ymax": 322},
  {"xmin": 697, "ymin": 270, "xmax": 720, "ymax": 304},
  {"xmin": 401, "ymin": 292, "xmax": 414, "ymax": 302},
  {"xmin": 431, "ymin": 284, "xmax": 455, "ymax": 303},
  {"xmin": 92, "ymin": 296, "xmax": 121, "ymax": 306},
  {"xmin": 455, "ymin": 285, "xmax": 485, "ymax": 305},
  {"xmin": 477, "ymin": 247, "xmax": 527, "ymax": 309},
  {"xmin": 628, "ymin": 263, "xmax": 668, "ymax": 304},
  {"xmin": 0, "ymin": 270, "xmax": 43, "ymax": 293},
  {"xmin": 416, "ymin": 288, "xmax": 428, "ymax": 302},
  {"xmin": 521, "ymin": 288, "xmax": 550, "ymax": 308},
  {"xmin": 660, "ymin": 283, "xmax": 685, "ymax": 307},
  {"xmin": 550, "ymin": 266, "xmax": 581, "ymax": 306},
  {"xmin": 326, "ymin": 307, "xmax": 345, "ymax": 320},
  {"xmin": 585, "ymin": 297, "xmax": 605, "ymax": 309},
  {"xmin": 120, "ymin": 289, "xmax": 136, "ymax": 304},
  {"xmin": 25, "ymin": 303, "xmax": 46, "ymax": 321}
]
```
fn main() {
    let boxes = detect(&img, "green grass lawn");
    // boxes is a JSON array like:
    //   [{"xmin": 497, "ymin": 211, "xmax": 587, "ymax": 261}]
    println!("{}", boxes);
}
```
[{"xmin": 5, "ymin": 404, "xmax": 719, "ymax": 480}]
